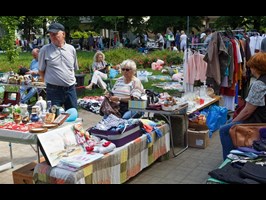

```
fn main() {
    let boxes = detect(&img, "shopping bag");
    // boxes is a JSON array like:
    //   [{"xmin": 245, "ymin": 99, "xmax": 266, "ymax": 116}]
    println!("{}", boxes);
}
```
[{"xmin": 167, "ymin": 34, "xmax": 175, "ymax": 42}]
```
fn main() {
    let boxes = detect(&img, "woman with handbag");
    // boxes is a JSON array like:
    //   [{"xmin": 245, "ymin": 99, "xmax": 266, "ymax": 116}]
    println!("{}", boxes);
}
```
[
  {"xmin": 220, "ymin": 52, "xmax": 266, "ymax": 160},
  {"xmin": 104, "ymin": 59, "xmax": 145, "ymax": 119}
]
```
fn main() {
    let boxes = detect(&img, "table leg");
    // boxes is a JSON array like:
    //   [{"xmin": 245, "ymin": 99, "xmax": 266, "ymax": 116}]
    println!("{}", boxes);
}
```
[
  {"xmin": 158, "ymin": 114, "xmax": 188, "ymax": 157},
  {"xmin": 9, "ymin": 142, "xmax": 14, "ymax": 168}
]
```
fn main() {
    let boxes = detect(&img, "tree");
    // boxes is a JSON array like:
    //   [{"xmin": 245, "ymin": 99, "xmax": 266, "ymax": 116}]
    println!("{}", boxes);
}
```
[
  {"xmin": 214, "ymin": 16, "xmax": 266, "ymax": 32},
  {"xmin": 101, "ymin": 16, "xmax": 124, "ymax": 31},
  {"xmin": 0, "ymin": 16, "xmax": 23, "ymax": 64},
  {"xmin": 55, "ymin": 16, "xmax": 81, "ymax": 43},
  {"xmin": 147, "ymin": 16, "xmax": 203, "ymax": 34}
]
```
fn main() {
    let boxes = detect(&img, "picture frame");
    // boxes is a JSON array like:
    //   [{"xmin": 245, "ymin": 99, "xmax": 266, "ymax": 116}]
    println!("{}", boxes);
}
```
[
  {"xmin": 53, "ymin": 113, "xmax": 70, "ymax": 126},
  {"xmin": 44, "ymin": 113, "xmax": 55, "ymax": 124},
  {"xmin": 37, "ymin": 123, "xmax": 84, "ymax": 167}
]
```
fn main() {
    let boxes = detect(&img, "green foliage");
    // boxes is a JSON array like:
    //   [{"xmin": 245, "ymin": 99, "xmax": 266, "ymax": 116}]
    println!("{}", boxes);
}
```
[
  {"xmin": 214, "ymin": 16, "xmax": 266, "ymax": 32},
  {"xmin": 132, "ymin": 50, "xmax": 183, "ymax": 68},
  {"xmin": 0, "ymin": 48, "xmax": 183, "ymax": 99},
  {"xmin": 0, "ymin": 48, "xmax": 183, "ymax": 73},
  {"xmin": 71, "ymin": 31, "xmax": 83, "ymax": 39},
  {"xmin": 0, "ymin": 16, "xmax": 22, "ymax": 63},
  {"xmin": 71, "ymin": 31, "xmax": 99, "ymax": 39}
]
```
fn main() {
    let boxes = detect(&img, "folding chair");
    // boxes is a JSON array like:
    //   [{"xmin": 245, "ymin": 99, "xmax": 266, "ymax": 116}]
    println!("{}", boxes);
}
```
[
  {"xmin": 0, "ymin": 91, "xmax": 21, "ymax": 111},
  {"xmin": 88, "ymin": 65, "xmax": 113, "ymax": 90}
]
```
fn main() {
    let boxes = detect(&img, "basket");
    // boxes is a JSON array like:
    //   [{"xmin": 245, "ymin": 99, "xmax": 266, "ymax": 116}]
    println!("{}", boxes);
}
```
[{"xmin": 206, "ymin": 87, "xmax": 215, "ymax": 98}]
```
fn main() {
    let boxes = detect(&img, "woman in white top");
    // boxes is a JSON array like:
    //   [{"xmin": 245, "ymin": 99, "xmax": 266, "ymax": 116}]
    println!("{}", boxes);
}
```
[
  {"xmin": 108, "ymin": 59, "xmax": 145, "ymax": 119},
  {"xmin": 180, "ymin": 30, "xmax": 187, "ymax": 52},
  {"xmin": 156, "ymin": 33, "xmax": 165, "ymax": 50},
  {"xmin": 86, "ymin": 51, "xmax": 108, "ymax": 90}
]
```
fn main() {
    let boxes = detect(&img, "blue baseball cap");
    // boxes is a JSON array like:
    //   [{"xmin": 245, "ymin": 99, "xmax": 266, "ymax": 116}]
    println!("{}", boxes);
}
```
[{"xmin": 47, "ymin": 22, "xmax": 65, "ymax": 33}]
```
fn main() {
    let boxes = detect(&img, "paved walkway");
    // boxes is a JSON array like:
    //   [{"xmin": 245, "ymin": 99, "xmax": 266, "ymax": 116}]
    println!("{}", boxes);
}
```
[{"xmin": 0, "ymin": 109, "xmax": 223, "ymax": 184}]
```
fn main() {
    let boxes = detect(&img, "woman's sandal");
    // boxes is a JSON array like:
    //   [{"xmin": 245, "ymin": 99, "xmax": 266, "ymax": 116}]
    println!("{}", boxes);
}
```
[{"xmin": 85, "ymin": 86, "xmax": 92, "ymax": 90}]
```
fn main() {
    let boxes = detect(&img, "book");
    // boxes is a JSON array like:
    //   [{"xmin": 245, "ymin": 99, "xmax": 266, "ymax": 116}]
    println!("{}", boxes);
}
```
[{"xmin": 53, "ymin": 113, "xmax": 70, "ymax": 126}]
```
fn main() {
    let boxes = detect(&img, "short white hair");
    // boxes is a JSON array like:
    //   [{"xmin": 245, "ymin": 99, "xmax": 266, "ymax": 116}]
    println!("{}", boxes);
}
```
[{"xmin": 120, "ymin": 59, "xmax": 137, "ymax": 71}]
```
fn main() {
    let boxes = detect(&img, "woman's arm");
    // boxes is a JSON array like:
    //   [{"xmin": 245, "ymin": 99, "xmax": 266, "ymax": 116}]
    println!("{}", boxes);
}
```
[{"xmin": 232, "ymin": 102, "xmax": 257, "ymax": 122}]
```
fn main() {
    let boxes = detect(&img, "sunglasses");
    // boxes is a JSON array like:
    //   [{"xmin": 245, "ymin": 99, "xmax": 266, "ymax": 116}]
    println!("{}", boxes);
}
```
[{"xmin": 122, "ymin": 68, "xmax": 131, "ymax": 71}]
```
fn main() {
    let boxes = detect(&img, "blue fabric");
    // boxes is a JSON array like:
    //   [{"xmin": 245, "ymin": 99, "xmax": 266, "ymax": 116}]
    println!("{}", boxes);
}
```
[
  {"xmin": 145, "ymin": 132, "xmax": 152, "ymax": 143},
  {"xmin": 30, "ymin": 59, "xmax": 39, "ymax": 78},
  {"xmin": 219, "ymin": 119, "xmax": 242, "ymax": 160},
  {"xmin": 122, "ymin": 110, "xmax": 144, "ymax": 120},
  {"xmin": 154, "ymin": 127, "xmax": 163, "ymax": 137},
  {"xmin": 235, "ymin": 83, "xmax": 239, "ymax": 105},
  {"xmin": 19, "ymin": 59, "xmax": 40, "ymax": 104},
  {"xmin": 20, "ymin": 87, "xmax": 39, "ymax": 104}
]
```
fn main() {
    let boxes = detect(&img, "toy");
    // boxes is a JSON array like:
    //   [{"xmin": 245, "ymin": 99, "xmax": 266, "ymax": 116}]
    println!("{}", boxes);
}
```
[
  {"xmin": 172, "ymin": 72, "xmax": 183, "ymax": 82},
  {"xmin": 151, "ymin": 59, "xmax": 164, "ymax": 71}
]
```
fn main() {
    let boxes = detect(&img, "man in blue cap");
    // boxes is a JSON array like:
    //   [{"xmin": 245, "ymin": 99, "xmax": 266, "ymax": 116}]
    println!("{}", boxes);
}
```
[{"xmin": 38, "ymin": 22, "xmax": 79, "ymax": 110}]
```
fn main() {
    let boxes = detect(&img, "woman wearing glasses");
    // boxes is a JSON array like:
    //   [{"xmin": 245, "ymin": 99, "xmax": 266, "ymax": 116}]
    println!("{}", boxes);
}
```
[{"xmin": 107, "ymin": 59, "xmax": 145, "ymax": 119}]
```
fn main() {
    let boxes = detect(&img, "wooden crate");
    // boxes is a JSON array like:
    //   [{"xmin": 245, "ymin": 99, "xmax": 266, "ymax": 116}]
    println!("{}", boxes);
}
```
[
  {"xmin": 12, "ymin": 157, "xmax": 45, "ymax": 184},
  {"xmin": 12, "ymin": 162, "xmax": 36, "ymax": 184}
]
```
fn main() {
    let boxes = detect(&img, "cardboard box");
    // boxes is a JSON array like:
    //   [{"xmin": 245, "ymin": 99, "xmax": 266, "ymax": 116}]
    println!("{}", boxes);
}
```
[
  {"xmin": 189, "ymin": 121, "xmax": 208, "ymax": 131},
  {"xmin": 128, "ymin": 100, "xmax": 147, "ymax": 109},
  {"xmin": 12, "ymin": 162, "xmax": 36, "ymax": 184},
  {"xmin": 188, "ymin": 129, "xmax": 210, "ymax": 149}
]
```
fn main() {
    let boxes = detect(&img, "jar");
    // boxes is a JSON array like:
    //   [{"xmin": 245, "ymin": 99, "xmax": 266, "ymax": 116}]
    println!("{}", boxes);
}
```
[{"xmin": 30, "ymin": 113, "xmax": 39, "ymax": 122}]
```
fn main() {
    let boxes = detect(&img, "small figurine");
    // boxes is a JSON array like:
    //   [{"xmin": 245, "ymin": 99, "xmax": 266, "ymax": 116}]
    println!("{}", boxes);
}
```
[{"xmin": 35, "ymin": 96, "xmax": 47, "ymax": 113}]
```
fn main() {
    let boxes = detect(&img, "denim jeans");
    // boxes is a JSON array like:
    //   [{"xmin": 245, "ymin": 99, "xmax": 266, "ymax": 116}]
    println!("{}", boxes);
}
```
[
  {"xmin": 122, "ymin": 110, "xmax": 144, "ymax": 119},
  {"xmin": 46, "ymin": 83, "xmax": 77, "ymax": 111},
  {"xmin": 20, "ymin": 86, "xmax": 38, "ymax": 104},
  {"xmin": 219, "ymin": 119, "xmax": 242, "ymax": 160}
]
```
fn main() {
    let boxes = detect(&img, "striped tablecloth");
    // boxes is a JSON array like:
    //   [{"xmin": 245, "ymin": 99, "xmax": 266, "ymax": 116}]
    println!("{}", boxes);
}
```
[{"xmin": 33, "ymin": 124, "xmax": 170, "ymax": 184}]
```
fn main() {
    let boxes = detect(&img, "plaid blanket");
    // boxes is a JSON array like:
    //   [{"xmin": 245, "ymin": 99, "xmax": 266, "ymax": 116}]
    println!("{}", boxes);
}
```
[{"xmin": 33, "ymin": 124, "xmax": 170, "ymax": 184}]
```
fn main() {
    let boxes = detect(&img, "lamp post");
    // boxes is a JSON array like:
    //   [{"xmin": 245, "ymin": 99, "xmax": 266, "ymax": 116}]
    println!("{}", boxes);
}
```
[
  {"xmin": 186, "ymin": 16, "xmax": 189, "ymax": 50},
  {"xmin": 187, "ymin": 16, "xmax": 189, "ymax": 35}
]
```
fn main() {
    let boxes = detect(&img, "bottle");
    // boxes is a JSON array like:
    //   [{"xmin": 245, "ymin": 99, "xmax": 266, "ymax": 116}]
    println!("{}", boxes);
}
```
[
  {"xmin": 47, "ymin": 100, "xmax": 52, "ymax": 112},
  {"xmin": 200, "ymin": 81, "xmax": 207, "ymax": 97}
]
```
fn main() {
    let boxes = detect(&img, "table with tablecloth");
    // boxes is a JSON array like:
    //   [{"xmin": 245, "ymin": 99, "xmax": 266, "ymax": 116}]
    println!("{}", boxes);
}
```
[{"xmin": 33, "ymin": 124, "xmax": 170, "ymax": 184}]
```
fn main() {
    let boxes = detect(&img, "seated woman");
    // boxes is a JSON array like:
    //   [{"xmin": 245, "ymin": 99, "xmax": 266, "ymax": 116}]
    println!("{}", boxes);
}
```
[
  {"xmin": 107, "ymin": 59, "xmax": 145, "ymax": 119},
  {"xmin": 86, "ymin": 51, "xmax": 108, "ymax": 90},
  {"xmin": 220, "ymin": 52, "xmax": 266, "ymax": 160}
]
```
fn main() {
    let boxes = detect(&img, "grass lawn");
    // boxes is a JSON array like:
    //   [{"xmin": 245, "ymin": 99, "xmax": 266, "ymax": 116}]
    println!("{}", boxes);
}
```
[{"xmin": 0, "ymin": 48, "xmax": 184, "ymax": 100}]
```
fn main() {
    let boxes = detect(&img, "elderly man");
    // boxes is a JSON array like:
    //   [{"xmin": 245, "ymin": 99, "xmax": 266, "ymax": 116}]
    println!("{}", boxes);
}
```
[
  {"xmin": 38, "ymin": 22, "xmax": 79, "ymax": 110},
  {"xmin": 19, "ymin": 48, "xmax": 40, "ymax": 104}
]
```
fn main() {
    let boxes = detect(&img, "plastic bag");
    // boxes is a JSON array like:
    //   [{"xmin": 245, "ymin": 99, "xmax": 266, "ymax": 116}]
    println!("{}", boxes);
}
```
[
  {"xmin": 109, "ymin": 68, "xmax": 119, "ymax": 79},
  {"xmin": 206, "ymin": 105, "xmax": 228, "ymax": 137}
]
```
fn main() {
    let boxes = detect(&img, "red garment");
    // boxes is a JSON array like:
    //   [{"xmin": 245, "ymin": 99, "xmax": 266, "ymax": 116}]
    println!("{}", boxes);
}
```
[{"xmin": 142, "ymin": 124, "xmax": 153, "ymax": 133}]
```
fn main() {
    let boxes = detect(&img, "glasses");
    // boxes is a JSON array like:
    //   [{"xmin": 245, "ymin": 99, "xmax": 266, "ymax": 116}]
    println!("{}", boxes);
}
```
[{"xmin": 122, "ymin": 68, "xmax": 131, "ymax": 71}]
